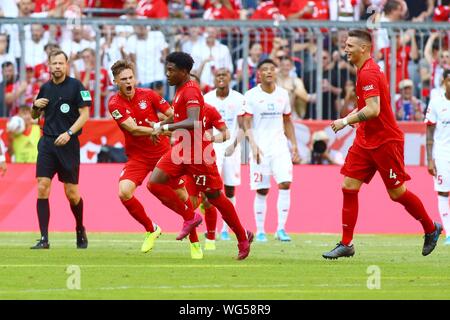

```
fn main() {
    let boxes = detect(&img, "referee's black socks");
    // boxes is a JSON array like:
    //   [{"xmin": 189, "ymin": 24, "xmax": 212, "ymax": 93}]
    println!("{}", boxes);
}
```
[
  {"xmin": 37, "ymin": 199, "xmax": 50, "ymax": 242},
  {"xmin": 70, "ymin": 198, "xmax": 84, "ymax": 230}
]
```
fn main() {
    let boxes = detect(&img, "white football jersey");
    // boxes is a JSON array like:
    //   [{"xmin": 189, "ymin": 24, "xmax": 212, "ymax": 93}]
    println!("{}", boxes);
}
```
[
  {"xmin": 204, "ymin": 89, "xmax": 245, "ymax": 149},
  {"xmin": 425, "ymin": 91, "xmax": 450, "ymax": 160},
  {"xmin": 243, "ymin": 84, "xmax": 291, "ymax": 155}
]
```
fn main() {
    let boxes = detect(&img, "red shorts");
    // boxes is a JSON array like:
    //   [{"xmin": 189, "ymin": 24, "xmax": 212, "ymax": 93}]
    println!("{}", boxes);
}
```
[
  {"xmin": 155, "ymin": 150, "xmax": 224, "ymax": 192},
  {"xmin": 120, "ymin": 157, "xmax": 183, "ymax": 189},
  {"xmin": 341, "ymin": 141, "xmax": 411, "ymax": 189},
  {"xmin": 184, "ymin": 175, "xmax": 201, "ymax": 198}
]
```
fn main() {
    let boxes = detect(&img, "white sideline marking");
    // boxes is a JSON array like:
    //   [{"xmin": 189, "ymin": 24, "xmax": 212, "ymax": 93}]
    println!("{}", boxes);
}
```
[{"xmin": 0, "ymin": 264, "xmax": 267, "ymax": 268}]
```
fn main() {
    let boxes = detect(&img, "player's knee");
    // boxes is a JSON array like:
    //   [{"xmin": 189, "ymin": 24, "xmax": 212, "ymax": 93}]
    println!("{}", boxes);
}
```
[
  {"xmin": 278, "ymin": 182, "xmax": 291, "ymax": 190},
  {"xmin": 256, "ymin": 188, "xmax": 269, "ymax": 196},
  {"xmin": 224, "ymin": 186, "xmax": 235, "ymax": 198},
  {"xmin": 37, "ymin": 183, "xmax": 50, "ymax": 198},
  {"xmin": 118, "ymin": 189, "xmax": 133, "ymax": 201},
  {"xmin": 65, "ymin": 188, "xmax": 79, "ymax": 204},
  {"xmin": 342, "ymin": 180, "xmax": 360, "ymax": 190},
  {"xmin": 388, "ymin": 184, "xmax": 406, "ymax": 201},
  {"xmin": 205, "ymin": 190, "xmax": 221, "ymax": 200}
]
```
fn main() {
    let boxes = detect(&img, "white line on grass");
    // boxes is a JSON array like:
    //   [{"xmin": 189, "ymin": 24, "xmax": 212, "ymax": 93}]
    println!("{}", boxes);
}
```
[{"xmin": 0, "ymin": 264, "xmax": 270, "ymax": 268}]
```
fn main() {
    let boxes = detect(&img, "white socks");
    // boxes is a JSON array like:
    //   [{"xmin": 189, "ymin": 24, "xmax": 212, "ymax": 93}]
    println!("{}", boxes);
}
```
[
  {"xmin": 277, "ymin": 189, "xmax": 291, "ymax": 231},
  {"xmin": 438, "ymin": 195, "xmax": 450, "ymax": 236},
  {"xmin": 254, "ymin": 193, "xmax": 267, "ymax": 234},
  {"xmin": 221, "ymin": 196, "xmax": 235, "ymax": 232}
]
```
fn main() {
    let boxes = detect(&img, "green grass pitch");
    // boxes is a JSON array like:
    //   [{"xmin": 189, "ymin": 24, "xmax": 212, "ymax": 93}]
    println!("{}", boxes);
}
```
[{"xmin": 0, "ymin": 232, "xmax": 448, "ymax": 300}]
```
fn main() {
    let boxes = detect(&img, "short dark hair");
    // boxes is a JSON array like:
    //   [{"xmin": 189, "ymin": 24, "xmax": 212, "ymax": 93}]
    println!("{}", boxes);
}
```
[
  {"xmin": 44, "ymin": 42, "xmax": 60, "ymax": 51},
  {"xmin": 1, "ymin": 61, "xmax": 14, "ymax": 69},
  {"xmin": 165, "ymin": 52, "xmax": 194, "ymax": 72},
  {"xmin": 111, "ymin": 60, "xmax": 135, "ymax": 78},
  {"xmin": 443, "ymin": 69, "xmax": 450, "ymax": 81},
  {"xmin": 257, "ymin": 58, "xmax": 277, "ymax": 69},
  {"xmin": 348, "ymin": 29, "xmax": 372, "ymax": 44},
  {"xmin": 48, "ymin": 49, "xmax": 68, "ymax": 62},
  {"xmin": 383, "ymin": 0, "xmax": 401, "ymax": 15}
]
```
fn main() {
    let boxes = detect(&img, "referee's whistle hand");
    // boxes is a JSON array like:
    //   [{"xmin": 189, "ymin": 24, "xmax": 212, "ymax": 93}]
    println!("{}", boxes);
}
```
[
  {"xmin": 54, "ymin": 132, "xmax": 70, "ymax": 146},
  {"xmin": 34, "ymin": 98, "xmax": 49, "ymax": 109}
]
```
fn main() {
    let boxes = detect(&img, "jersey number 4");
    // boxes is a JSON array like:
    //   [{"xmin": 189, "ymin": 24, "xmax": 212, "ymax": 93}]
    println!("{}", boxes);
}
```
[{"xmin": 389, "ymin": 169, "xmax": 397, "ymax": 179}]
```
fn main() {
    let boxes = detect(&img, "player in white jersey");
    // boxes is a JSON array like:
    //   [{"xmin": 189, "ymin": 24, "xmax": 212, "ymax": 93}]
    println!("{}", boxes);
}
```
[
  {"xmin": 425, "ymin": 69, "xmax": 450, "ymax": 245},
  {"xmin": 243, "ymin": 59, "xmax": 300, "ymax": 242},
  {"xmin": 204, "ymin": 68, "xmax": 245, "ymax": 241}
]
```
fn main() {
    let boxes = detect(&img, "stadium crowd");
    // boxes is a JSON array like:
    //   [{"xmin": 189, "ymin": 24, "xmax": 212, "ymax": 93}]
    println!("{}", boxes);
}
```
[{"xmin": 0, "ymin": 0, "xmax": 449, "ymax": 121}]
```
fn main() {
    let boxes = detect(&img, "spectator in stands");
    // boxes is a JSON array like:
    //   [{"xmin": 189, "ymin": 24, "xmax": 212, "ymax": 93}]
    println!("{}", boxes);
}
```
[
  {"xmin": 180, "ymin": 25, "xmax": 205, "ymax": 55},
  {"xmin": 285, "ymin": 0, "xmax": 330, "ymax": 21},
  {"xmin": 336, "ymin": 79, "xmax": 357, "ymax": 118},
  {"xmin": 7, "ymin": 105, "xmax": 40, "ymax": 163},
  {"xmin": 124, "ymin": 24, "xmax": 168, "ymax": 90},
  {"xmin": 24, "ymin": 65, "xmax": 40, "ymax": 108},
  {"xmin": 100, "ymin": 25, "xmax": 127, "ymax": 80},
  {"xmin": 0, "ymin": 0, "xmax": 19, "ymax": 17},
  {"xmin": 424, "ymin": 32, "xmax": 450, "ymax": 90},
  {"xmin": 136, "ymin": 0, "xmax": 169, "ymax": 18},
  {"xmin": 73, "ymin": 48, "xmax": 111, "ymax": 118},
  {"xmin": 395, "ymin": 78, "xmax": 425, "ymax": 121},
  {"xmin": 34, "ymin": 43, "xmax": 59, "ymax": 86},
  {"xmin": 269, "ymin": 37, "xmax": 301, "ymax": 77},
  {"xmin": 191, "ymin": 27, "xmax": 234, "ymax": 91},
  {"xmin": 277, "ymin": 56, "xmax": 312, "ymax": 119},
  {"xmin": 304, "ymin": 50, "xmax": 342, "ymax": 120},
  {"xmin": 117, "ymin": 0, "xmax": 138, "ymax": 38},
  {"xmin": 249, "ymin": 0, "xmax": 285, "ymax": 53},
  {"xmin": 405, "ymin": 0, "xmax": 434, "ymax": 21},
  {"xmin": 0, "ymin": 33, "xmax": 16, "ymax": 83},
  {"xmin": 24, "ymin": 24, "xmax": 48, "ymax": 68},
  {"xmin": 61, "ymin": 26, "xmax": 95, "ymax": 73},
  {"xmin": 379, "ymin": 29, "xmax": 419, "ymax": 93},
  {"xmin": 329, "ymin": 0, "xmax": 362, "ymax": 22},
  {"xmin": 235, "ymin": 42, "xmax": 264, "ymax": 91},
  {"xmin": 2, "ymin": 61, "xmax": 27, "ymax": 116},
  {"xmin": 203, "ymin": 0, "xmax": 240, "ymax": 19},
  {"xmin": 375, "ymin": 0, "xmax": 406, "ymax": 51}
]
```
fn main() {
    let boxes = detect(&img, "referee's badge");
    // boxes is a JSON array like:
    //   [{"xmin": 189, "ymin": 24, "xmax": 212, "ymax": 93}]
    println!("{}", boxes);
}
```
[
  {"xmin": 60, "ymin": 103, "xmax": 70, "ymax": 113},
  {"xmin": 80, "ymin": 90, "xmax": 92, "ymax": 101}
]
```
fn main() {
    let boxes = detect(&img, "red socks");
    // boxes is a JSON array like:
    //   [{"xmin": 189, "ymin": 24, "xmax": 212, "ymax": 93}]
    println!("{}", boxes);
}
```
[
  {"xmin": 393, "ymin": 189, "xmax": 435, "ymax": 234},
  {"xmin": 204, "ymin": 206, "xmax": 218, "ymax": 240},
  {"xmin": 147, "ymin": 182, "xmax": 195, "ymax": 221},
  {"xmin": 207, "ymin": 192, "xmax": 246, "ymax": 242},
  {"xmin": 341, "ymin": 188, "xmax": 359, "ymax": 246},
  {"xmin": 121, "ymin": 196, "xmax": 154, "ymax": 232}
]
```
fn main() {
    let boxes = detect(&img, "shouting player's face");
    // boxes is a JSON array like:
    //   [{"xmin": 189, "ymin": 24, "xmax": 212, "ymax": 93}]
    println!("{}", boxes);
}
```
[
  {"xmin": 258, "ymin": 63, "xmax": 276, "ymax": 85},
  {"xmin": 166, "ymin": 62, "xmax": 186, "ymax": 87},
  {"xmin": 345, "ymin": 36, "xmax": 366, "ymax": 65},
  {"xmin": 115, "ymin": 68, "xmax": 136, "ymax": 99},
  {"xmin": 214, "ymin": 68, "xmax": 231, "ymax": 89},
  {"xmin": 49, "ymin": 53, "xmax": 67, "ymax": 81}
]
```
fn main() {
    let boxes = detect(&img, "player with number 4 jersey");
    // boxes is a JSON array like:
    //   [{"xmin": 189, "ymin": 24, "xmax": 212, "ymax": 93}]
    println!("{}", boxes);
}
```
[{"xmin": 323, "ymin": 29, "xmax": 442, "ymax": 260}]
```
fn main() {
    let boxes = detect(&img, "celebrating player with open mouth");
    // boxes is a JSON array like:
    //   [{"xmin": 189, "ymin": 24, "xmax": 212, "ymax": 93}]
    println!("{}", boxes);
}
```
[{"xmin": 323, "ymin": 29, "xmax": 442, "ymax": 260}]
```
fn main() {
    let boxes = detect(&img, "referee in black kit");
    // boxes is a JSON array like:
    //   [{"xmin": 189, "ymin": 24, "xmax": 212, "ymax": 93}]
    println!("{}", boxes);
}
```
[{"xmin": 30, "ymin": 50, "xmax": 90, "ymax": 249}]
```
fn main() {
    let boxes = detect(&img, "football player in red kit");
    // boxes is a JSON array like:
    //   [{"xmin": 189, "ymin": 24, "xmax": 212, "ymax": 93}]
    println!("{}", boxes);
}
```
[
  {"xmin": 323, "ymin": 29, "xmax": 442, "ymax": 259},
  {"xmin": 148, "ymin": 52, "xmax": 253, "ymax": 260}
]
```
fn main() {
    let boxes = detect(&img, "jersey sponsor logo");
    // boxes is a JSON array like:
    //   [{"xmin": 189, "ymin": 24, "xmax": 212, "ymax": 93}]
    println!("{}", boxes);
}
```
[
  {"xmin": 80, "ymin": 90, "xmax": 92, "ymax": 101},
  {"xmin": 362, "ymin": 84, "xmax": 374, "ymax": 92},
  {"xmin": 187, "ymin": 99, "xmax": 199, "ymax": 105},
  {"xmin": 111, "ymin": 109, "xmax": 123, "ymax": 120},
  {"xmin": 138, "ymin": 100, "xmax": 148, "ymax": 110},
  {"xmin": 60, "ymin": 103, "xmax": 70, "ymax": 113}
]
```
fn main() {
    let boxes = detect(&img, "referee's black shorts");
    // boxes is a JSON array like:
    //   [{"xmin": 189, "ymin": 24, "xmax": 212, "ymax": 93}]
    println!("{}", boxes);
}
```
[{"xmin": 36, "ymin": 135, "xmax": 80, "ymax": 184}]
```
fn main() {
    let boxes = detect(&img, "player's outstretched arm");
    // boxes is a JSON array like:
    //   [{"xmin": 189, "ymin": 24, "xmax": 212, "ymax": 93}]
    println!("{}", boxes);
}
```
[
  {"xmin": 155, "ymin": 106, "xmax": 200, "ymax": 135},
  {"xmin": 426, "ymin": 124, "xmax": 436, "ymax": 176},
  {"xmin": 208, "ymin": 125, "xmax": 230, "ymax": 144},
  {"xmin": 331, "ymin": 96, "xmax": 380, "ymax": 133},
  {"xmin": 120, "ymin": 117, "xmax": 155, "ymax": 136}
]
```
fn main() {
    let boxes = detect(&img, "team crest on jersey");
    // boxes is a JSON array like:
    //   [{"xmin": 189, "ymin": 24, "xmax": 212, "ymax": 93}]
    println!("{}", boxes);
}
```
[{"xmin": 138, "ymin": 100, "xmax": 148, "ymax": 110}]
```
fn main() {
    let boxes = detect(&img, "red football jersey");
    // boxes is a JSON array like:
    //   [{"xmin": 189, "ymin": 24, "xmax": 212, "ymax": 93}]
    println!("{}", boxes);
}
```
[
  {"xmin": 34, "ymin": 63, "xmax": 50, "ymax": 84},
  {"xmin": 202, "ymin": 102, "xmax": 226, "ymax": 158},
  {"xmin": 172, "ymin": 80, "xmax": 208, "ymax": 161},
  {"xmin": 354, "ymin": 58, "xmax": 404, "ymax": 149},
  {"xmin": 108, "ymin": 88, "xmax": 171, "ymax": 160},
  {"xmin": 137, "ymin": 0, "xmax": 169, "ymax": 18}
]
